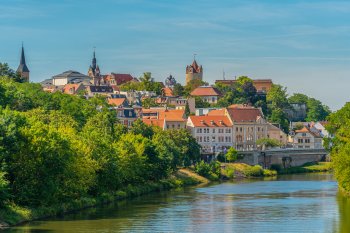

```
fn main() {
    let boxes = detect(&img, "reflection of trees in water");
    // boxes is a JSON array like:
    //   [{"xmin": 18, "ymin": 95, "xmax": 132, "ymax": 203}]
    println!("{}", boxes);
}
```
[{"xmin": 337, "ymin": 193, "xmax": 350, "ymax": 233}]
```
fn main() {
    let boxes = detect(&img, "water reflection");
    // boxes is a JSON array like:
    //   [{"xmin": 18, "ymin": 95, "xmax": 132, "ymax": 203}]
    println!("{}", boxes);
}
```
[
  {"xmin": 3, "ymin": 173, "xmax": 349, "ymax": 233},
  {"xmin": 337, "ymin": 193, "xmax": 350, "ymax": 233}
]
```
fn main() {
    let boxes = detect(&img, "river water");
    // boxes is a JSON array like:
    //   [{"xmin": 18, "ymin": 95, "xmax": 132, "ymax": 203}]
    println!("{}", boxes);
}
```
[{"xmin": 3, "ymin": 173, "xmax": 350, "ymax": 233}]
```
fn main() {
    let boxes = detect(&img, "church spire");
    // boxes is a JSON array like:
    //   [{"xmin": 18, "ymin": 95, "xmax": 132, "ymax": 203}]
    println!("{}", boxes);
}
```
[
  {"xmin": 17, "ymin": 44, "xmax": 30, "ymax": 82},
  {"xmin": 17, "ymin": 44, "xmax": 29, "ymax": 73},
  {"xmin": 92, "ymin": 48, "xmax": 97, "ymax": 70}
]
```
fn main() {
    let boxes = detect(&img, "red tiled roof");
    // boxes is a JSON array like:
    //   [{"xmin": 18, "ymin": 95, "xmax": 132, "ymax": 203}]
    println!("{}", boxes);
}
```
[
  {"xmin": 295, "ymin": 127, "xmax": 309, "ymax": 133},
  {"xmin": 189, "ymin": 115, "xmax": 232, "ymax": 127},
  {"xmin": 107, "ymin": 73, "xmax": 134, "ymax": 85},
  {"xmin": 190, "ymin": 86, "xmax": 221, "ymax": 96},
  {"xmin": 111, "ymin": 85, "xmax": 120, "ymax": 92},
  {"xmin": 295, "ymin": 126, "xmax": 322, "ymax": 137},
  {"xmin": 63, "ymin": 83, "xmax": 81, "ymax": 94},
  {"xmin": 108, "ymin": 98, "xmax": 126, "ymax": 106},
  {"xmin": 159, "ymin": 109, "xmax": 186, "ymax": 122},
  {"xmin": 207, "ymin": 109, "xmax": 225, "ymax": 116},
  {"xmin": 162, "ymin": 87, "xmax": 174, "ymax": 97},
  {"xmin": 142, "ymin": 119, "xmax": 165, "ymax": 128},
  {"xmin": 226, "ymin": 105, "xmax": 263, "ymax": 122}
]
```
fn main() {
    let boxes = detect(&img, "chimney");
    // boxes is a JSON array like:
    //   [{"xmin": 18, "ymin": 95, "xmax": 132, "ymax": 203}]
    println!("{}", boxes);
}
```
[{"xmin": 210, "ymin": 120, "xmax": 214, "ymax": 125}]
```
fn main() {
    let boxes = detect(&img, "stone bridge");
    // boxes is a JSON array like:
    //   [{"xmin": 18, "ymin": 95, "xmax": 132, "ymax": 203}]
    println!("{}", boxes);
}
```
[{"xmin": 236, "ymin": 148, "xmax": 329, "ymax": 168}]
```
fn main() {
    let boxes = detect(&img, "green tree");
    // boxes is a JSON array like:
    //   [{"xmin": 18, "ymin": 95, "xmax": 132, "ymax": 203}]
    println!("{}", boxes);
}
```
[
  {"xmin": 256, "ymin": 138, "xmax": 281, "ymax": 149},
  {"xmin": 325, "ymin": 103, "xmax": 350, "ymax": 194},
  {"xmin": 194, "ymin": 97, "xmax": 210, "ymax": 108},
  {"xmin": 173, "ymin": 83, "xmax": 184, "ymax": 96},
  {"xmin": 226, "ymin": 147, "xmax": 238, "ymax": 162},
  {"xmin": 130, "ymin": 119, "xmax": 154, "ymax": 138},
  {"xmin": 142, "ymin": 98, "xmax": 159, "ymax": 109},
  {"xmin": 184, "ymin": 79, "xmax": 208, "ymax": 96},
  {"xmin": 267, "ymin": 84, "xmax": 289, "ymax": 110},
  {"xmin": 0, "ymin": 63, "xmax": 22, "ymax": 82},
  {"xmin": 288, "ymin": 93, "xmax": 308, "ymax": 104},
  {"xmin": 306, "ymin": 98, "xmax": 331, "ymax": 122}
]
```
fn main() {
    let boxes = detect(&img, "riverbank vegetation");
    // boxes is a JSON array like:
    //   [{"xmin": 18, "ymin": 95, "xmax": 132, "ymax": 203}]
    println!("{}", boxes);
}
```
[
  {"xmin": 0, "ymin": 73, "xmax": 203, "ymax": 226},
  {"xmin": 326, "ymin": 102, "xmax": 350, "ymax": 195},
  {"xmin": 272, "ymin": 162, "xmax": 333, "ymax": 175}
]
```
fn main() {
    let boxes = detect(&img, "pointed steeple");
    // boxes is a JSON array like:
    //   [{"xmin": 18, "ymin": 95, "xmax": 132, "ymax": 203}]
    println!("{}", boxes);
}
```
[
  {"xmin": 92, "ymin": 49, "xmax": 97, "ymax": 71},
  {"xmin": 17, "ymin": 44, "xmax": 29, "ymax": 73}
]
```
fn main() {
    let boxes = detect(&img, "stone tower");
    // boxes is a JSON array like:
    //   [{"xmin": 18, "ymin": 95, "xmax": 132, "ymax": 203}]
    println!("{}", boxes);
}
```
[
  {"xmin": 88, "ymin": 50, "xmax": 102, "ymax": 85},
  {"xmin": 185, "ymin": 58, "xmax": 203, "ymax": 85},
  {"xmin": 17, "ymin": 45, "xmax": 30, "ymax": 82}
]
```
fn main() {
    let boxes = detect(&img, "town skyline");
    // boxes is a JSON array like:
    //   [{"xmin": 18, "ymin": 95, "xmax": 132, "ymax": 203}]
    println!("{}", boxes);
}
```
[{"xmin": 2, "ymin": 0, "xmax": 350, "ymax": 111}]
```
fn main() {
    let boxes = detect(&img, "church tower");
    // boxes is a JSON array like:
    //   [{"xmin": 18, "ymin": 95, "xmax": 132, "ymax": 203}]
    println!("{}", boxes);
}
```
[
  {"xmin": 17, "ymin": 45, "xmax": 30, "ymax": 82},
  {"xmin": 88, "ymin": 50, "xmax": 102, "ymax": 85},
  {"xmin": 185, "ymin": 58, "xmax": 203, "ymax": 85}
]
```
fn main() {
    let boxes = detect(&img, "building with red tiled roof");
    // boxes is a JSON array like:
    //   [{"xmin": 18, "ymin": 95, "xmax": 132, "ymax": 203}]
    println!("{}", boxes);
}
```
[
  {"xmin": 143, "ymin": 119, "xmax": 165, "ymax": 129},
  {"xmin": 108, "ymin": 98, "xmax": 127, "ymax": 107},
  {"xmin": 191, "ymin": 105, "xmax": 269, "ymax": 151},
  {"xmin": 62, "ymin": 83, "xmax": 86, "ymax": 95},
  {"xmin": 190, "ymin": 86, "xmax": 221, "ymax": 104},
  {"xmin": 187, "ymin": 115, "xmax": 233, "ymax": 153},
  {"xmin": 104, "ymin": 73, "xmax": 134, "ymax": 86},
  {"xmin": 142, "ymin": 108, "xmax": 187, "ymax": 130},
  {"xmin": 162, "ymin": 87, "xmax": 174, "ymax": 97},
  {"xmin": 293, "ymin": 126, "xmax": 323, "ymax": 149}
]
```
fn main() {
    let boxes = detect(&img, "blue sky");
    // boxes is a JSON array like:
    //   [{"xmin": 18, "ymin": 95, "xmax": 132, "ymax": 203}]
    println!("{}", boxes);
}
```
[{"xmin": 1, "ymin": 0, "xmax": 350, "ymax": 110}]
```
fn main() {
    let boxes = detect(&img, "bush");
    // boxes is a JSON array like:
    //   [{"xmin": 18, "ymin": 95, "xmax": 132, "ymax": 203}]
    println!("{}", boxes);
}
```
[
  {"xmin": 244, "ymin": 165, "xmax": 264, "ymax": 177},
  {"xmin": 226, "ymin": 147, "xmax": 238, "ymax": 162},
  {"xmin": 263, "ymin": 169, "xmax": 277, "ymax": 176},
  {"xmin": 194, "ymin": 161, "xmax": 221, "ymax": 180},
  {"xmin": 195, "ymin": 161, "xmax": 211, "ymax": 177},
  {"xmin": 216, "ymin": 153, "xmax": 226, "ymax": 162},
  {"xmin": 222, "ymin": 167, "xmax": 235, "ymax": 179}
]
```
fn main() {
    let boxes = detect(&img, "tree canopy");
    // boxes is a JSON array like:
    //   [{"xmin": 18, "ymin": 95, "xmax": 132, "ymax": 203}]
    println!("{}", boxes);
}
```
[{"xmin": 0, "ymin": 74, "xmax": 201, "ymax": 208}]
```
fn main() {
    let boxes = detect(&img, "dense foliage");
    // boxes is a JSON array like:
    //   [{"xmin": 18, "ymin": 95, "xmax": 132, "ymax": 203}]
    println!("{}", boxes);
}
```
[
  {"xmin": 120, "ymin": 72, "xmax": 163, "ymax": 95},
  {"xmin": 288, "ymin": 93, "xmax": 331, "ymax": 122},
  {"xmin": 0, "ymin": 76, "xmax": 201, "ymax": 207},
  {"xmin": 326, "ymin": 103, "xmax": 350, "ymax": 194}
]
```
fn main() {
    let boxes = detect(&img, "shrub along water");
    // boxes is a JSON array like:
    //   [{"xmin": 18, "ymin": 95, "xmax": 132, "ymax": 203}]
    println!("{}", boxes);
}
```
[{"xmin": 0, "ymin": 76, "xmax": 202, "ymax": 224}]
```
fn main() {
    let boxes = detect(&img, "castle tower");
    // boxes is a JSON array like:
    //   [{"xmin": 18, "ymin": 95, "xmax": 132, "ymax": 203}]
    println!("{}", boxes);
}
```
[
  {"xmin": 17, "ymin": 45, "xmax": 30, "ymax": 82},
  {"xmin": 185, "ymin": 58, "xmax": 203, "ymax": 85}
]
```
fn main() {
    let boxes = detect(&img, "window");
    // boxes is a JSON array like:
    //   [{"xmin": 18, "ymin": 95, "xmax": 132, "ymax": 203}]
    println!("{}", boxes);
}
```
[
  {"xmin": 298, "ymin": 139, "xmax": 303, "ymax": 143},
  {"xmin": 240, "ymin": 127, "xmax": 243, "ymax": 132},
  {"xmin": 305, "ymin": 139, "xmax": 310, "ymax": 143},
  {"xmin": 302, "ymin": 133, "xmax": 307, "ymax": 136},
  {"xmin": 213, "ymin": 129, "xmax": 216, "ymax": 133},
  {"xmin": 219, "ymin": 129, "xmax": 224, "ymax": 133},
  {"xmin": 236, "ymin": 127, "xmax": 238, "ymax": 132},
  {"xmin": 212, "ymin": 136, "xmax": 216, "ymax": 142},
  {"xmin": 258, "ymin": 127, "xmax": 260, "ymax": 132},
  {"xmin": 197, "ymin": 129, "xmax": 200, "ymax": 133}
]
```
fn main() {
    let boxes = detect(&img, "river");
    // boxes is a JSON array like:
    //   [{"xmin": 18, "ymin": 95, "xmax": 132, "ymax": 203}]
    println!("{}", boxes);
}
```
[{"xmin": 3, "ymin": 173, "xmax": 350, "ymax": 233}]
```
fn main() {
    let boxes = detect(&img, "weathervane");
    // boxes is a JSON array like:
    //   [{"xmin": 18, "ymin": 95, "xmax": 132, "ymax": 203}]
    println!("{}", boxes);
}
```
[{"xmin": 193, "ymin": 53, "xmax": 197, "ymax": 60}]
